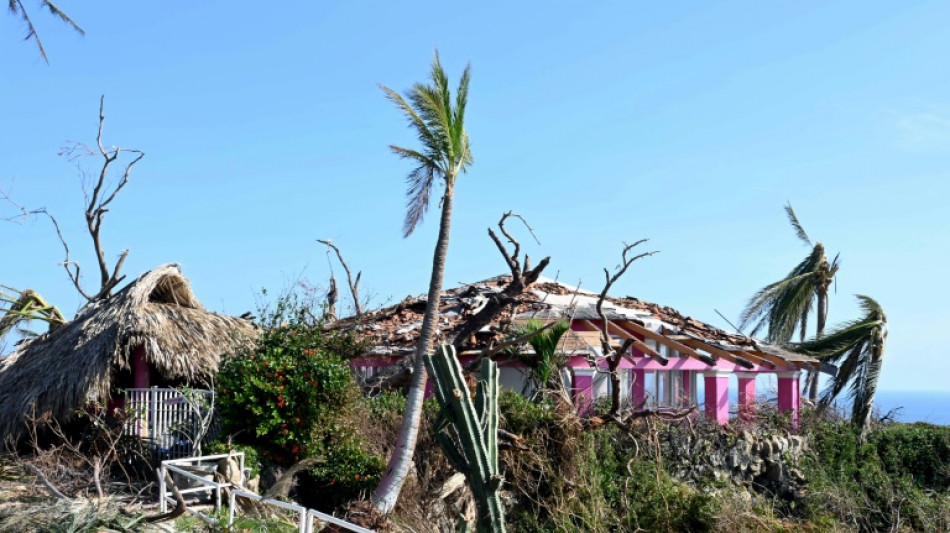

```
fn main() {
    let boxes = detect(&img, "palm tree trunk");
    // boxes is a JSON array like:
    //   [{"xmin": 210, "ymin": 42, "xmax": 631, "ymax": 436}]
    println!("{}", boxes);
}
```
[
  {"xmin": 372, "ymin": 184, "xmax": 455, "ymax": 514},
  {"xmin": 807, "ymin": 287, "xmax": 829, "ymax": 402}
]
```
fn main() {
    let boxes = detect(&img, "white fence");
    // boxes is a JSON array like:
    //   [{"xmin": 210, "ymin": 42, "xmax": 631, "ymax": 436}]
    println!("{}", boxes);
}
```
[
  {"xmin": 159, "ymin": 454, "xmax": 375, "ymax": 533},
  {"xmin": 124, "ymin": 387, "xmax": 215, "ymax": 459}
]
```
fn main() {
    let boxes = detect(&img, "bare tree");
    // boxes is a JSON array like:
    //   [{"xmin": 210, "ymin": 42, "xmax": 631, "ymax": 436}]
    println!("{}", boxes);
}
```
[
  {"xmin": 451, "ymin": 211, "xmax": 550, "ymax": 353},
  {"xmin": 318, "ymin": 239, "xmax": 363, "ymax": 317},
  {"xmin": 594, "ymin": 240, "xmax": 658, "ymax": 419},
  {"xmin": 51, "ymin": 96, "xmax": 144, "ymax": 302}
]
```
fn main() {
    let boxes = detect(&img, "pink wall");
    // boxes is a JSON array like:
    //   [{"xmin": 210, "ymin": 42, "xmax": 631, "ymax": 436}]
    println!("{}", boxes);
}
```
[
  {"xmin": 631, "ymin": 368, "xmax": 646, "ymax": 408},
  {"xmin": 132, "ymin": 345, "xmax": 149, "ymax": 389},
  {"xmin": 777, "ymin": 372, "xmax": 801, "ymax": 427},
  {"xmin": 736, "ymin": 372, "xmax": 756, "ymax": 421},
  {"xmin": 572, "ymin": 369, "xmax": 595, "ymax": 416},
  {"xmin": 704, "ymin": 371, "xmax": 730, "ymax": 425}
]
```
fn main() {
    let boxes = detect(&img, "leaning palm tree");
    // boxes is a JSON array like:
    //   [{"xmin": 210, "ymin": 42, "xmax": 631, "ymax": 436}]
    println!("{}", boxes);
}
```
[
  {"xmin": 795, "ymin": 295, "xmax": 887, "ymax": 433},
  {"xmin": 739, "ymin": 204, "xmax": 839, "ymax": 401},
  {"xmin": 8, "ymin": 0, "xmax": 84, "ymax": 63},
  {"xmin": 371, "ymin": 50, "xmax": 472, "ymax": 514}
]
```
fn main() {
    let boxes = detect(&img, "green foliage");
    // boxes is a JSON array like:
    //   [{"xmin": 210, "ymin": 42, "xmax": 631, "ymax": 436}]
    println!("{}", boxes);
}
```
[
  {"xmin": 802, "ymin": 416, "xmax": 950, "ymax": 532},
  {"xmin": 514, "ymin": 319, "xmax": 569, "ymax": 398},
  {"xmin": 205, "ymin": 441, "xmax": 263, "ymax": 479},
  {"xmin": 380, "ymin": 49, "xmax": 473, "ymax": 237},
  {"xmin": 217, "ymin": 294, "xmax": 364, "ymax": 465},
  {"xmin": 365, "ymin": 390, "xmax": 408, "ymax": 420},
  {"xmin": 871, "ymin": 423, "xmax": 950, "ymax": 491},
  {"xmin": 498, "ymin": 391, "xmax": 715, "ymax": 532},
  {"xmin": 298, "ymin": 440, "xmax": 385, "ymax": 511},
  {"xmin": 739, "ymin": 204, "xmax": 838, "ymax": 344},
  {"xmin": 796, "ymin": 295, "xmax": 888, "ymax": 431}
]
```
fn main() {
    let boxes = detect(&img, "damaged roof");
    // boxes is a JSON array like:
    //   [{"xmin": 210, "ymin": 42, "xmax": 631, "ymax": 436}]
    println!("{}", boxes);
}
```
[{"xmin": 331, "ymin": 275, "xmax": 818, "ymax": 368}]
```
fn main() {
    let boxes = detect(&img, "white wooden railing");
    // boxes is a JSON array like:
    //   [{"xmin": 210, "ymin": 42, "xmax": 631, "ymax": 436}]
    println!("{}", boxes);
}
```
[
  {"xmin": 159, "ymin": 454, "xmax": 375, "ymax": 532},
  {"xmin": 124, "ymin": 387, "xmax": 215, "ymax": 459}
]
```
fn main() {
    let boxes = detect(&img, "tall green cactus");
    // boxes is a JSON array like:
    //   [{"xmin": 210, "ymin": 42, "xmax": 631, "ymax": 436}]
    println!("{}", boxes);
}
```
[{"xmin": 424, "ymin": 344, "xmax": 506, "ymax": 533}]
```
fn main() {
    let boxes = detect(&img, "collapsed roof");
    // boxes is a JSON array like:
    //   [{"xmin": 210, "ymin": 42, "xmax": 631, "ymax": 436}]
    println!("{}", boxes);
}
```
[{"xmin": 331, "ymin": 275, "xmax": 820, "ymax": 371}]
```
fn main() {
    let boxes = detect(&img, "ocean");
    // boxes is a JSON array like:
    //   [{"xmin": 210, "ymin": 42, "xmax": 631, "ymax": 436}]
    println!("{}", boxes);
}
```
[{"xmin": 866, "ymin": 390, "xmax": 950, "ymax": 426}]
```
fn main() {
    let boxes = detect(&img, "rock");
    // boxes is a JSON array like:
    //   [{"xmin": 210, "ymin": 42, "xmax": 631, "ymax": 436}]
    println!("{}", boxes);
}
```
[{"xmin": 766, "ymin": 462, "xmax": 784, "ymax": 482}]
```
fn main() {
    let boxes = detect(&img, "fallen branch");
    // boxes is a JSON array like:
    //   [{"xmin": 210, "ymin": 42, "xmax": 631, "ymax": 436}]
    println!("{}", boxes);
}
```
[{"xmin": 23, "ymin": 464, "xmax": 72, "ymax": 501}]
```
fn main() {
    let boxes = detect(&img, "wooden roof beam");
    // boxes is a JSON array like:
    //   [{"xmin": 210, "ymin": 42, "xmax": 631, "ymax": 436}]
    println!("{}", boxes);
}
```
[
  {"xmin": 679, "ymin": 338, "xmax": 759, "ymax": 370},
  {"xmin": 580, "ymin": 320, "xmax": 669, "ymax": 365},
  {"xmin": 743, "ymin": 350, "xmax": 804, "ymax": 370},
  {"xmin": 618, "ymin": 321, "xmax": 717, "ymax": 367}
]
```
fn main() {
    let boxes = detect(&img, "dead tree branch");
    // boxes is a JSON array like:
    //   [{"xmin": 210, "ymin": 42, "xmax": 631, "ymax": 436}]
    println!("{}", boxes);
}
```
[
  {"xmin": 23, "ymin": 464, "xmax": 73, "ymax": 501},
  {"xmin": 452, "ymin": 211, "xmax": 551, "ymax": 352},
  {"xmin": 56, "ymin": 96, "xmax": 144, "ymax": 302},
  {"xmin": 318, "ymin": 239, "xmax": 363, "ymax": 316},
  {"xmin": 0, "ymin": 186, "xmax": 37, "ymax": 223},
  {"xmin": 595, "ymin": 240, "xmax": 658, "ymax": 418},
  {"xmin": 326, "ymin": 275, "xmax": 339, "ymax": 320}
]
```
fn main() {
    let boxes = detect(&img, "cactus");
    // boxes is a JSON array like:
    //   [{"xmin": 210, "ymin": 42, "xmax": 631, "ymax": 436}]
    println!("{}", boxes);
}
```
[{"xmin": 424, "ymin": 344, "xmax": 506, "ymax": 533}]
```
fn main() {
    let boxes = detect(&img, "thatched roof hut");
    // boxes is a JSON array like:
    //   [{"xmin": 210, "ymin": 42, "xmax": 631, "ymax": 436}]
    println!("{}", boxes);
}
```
[{"xmin": 0, "ymin": 264, "xmax": 256, "ymax": 442}]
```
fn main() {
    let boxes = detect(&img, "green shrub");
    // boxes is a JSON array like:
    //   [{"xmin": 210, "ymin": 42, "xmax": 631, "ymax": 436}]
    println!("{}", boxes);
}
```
[
  {"xmin": 217, "ymin": 294, "xmax": 364, "ymax": 465},
  {"xmin": 802, "ymin": 417, "xmax": 950, "ymax": 532},
  {"xmin": 498, "ymin": 391, "xmax": 716, "ymax": 532},
  {"xmin": 871, "ymin": 422, "xmax": 950, "ymax": 491},
  {"xmin": 365, "ymin": 390, "xmax": 407, "ymax": 420},
  {"xmin": 205, "ymin": 441, "xmax": 263, "ymax": 479},
  {"xmin": 297, "ymin": 440, "xmax": 385, "ymax": 511},
  {"xmin": 215, "ymin": 292, "xmax": 385, "ymax": 513}
]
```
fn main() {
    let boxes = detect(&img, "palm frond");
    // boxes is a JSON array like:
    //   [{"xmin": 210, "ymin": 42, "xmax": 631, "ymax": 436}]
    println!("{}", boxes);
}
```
[
  {"xmin": 42, "ymin": 1, "xmax": 83, "ymax": 34},
  {"xmin": 409, "ymin": 83, "xmax": 453, "ymax": 162},
  {"xmin": 379, "ymin": 84, "xmax": 443, "ymax": 164},
  {"xmin": 797, "ymin": 294, "xmax": 887, "ymax": 430},
  {"xmin": 785, "ymin": 203, "xmax": 811, "ymax": 246},
  {"xmin": 9, "ymin": 0, "xmax": 83, "ymax": 63},
  {"xmin": 519, "ymin": 319, "xmax": 570, "ymax": 393},
  {"xmin": 739, "ymin": 246, "xmax": 824, "ymax": 344},
  {"xmin": 452, "ymin": 63, "xmax": 472, "ymax": 170},
  {"xmin": 11, "ymin": 0, "xmax": 47, "ymax": 62},
  {"xmin": 382, "ymin": 49, "xmax": 473, "ymax": 236},
  {"xmin": 400, "ymin": 162, "xmax": 436, "ymax": 238}
]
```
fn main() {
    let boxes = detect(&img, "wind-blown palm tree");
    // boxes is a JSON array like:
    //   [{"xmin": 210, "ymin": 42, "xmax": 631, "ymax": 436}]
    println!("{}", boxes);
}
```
[
  {"xmin": 0, "ymin": 286, "xmax": 65, "ymax": 340},
  {"xmin": 371, "ymin": 50, "xmax": 472, "ymax": 514},
  {"xmin": 739, "ymin": 204, "xmax": 839, "ymax": 401},
  {"xmin": 795, "ymin": 295, "xmax": 887, "ymax": 432},
  {"xmin": 8, "ymin": 0, "xmax": 84, "ymax": 63}
]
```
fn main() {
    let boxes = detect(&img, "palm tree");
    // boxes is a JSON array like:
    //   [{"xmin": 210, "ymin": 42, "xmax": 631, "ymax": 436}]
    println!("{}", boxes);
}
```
[
  {"xmin": 371, "ymin": 50, "xmax": 472, "ymax": 514},
  {"xmin": 8, "ymin": 0, "xmax": 84, "ymax": 63},
  {"xmin": 0, "ymin": 286, "xmax": 66, "ymax": 340},
  {"xmin": 739, "ymin": 204, "xmax": 839, "ymax": 401},
  {"xmin": 795, "ymin": 295, "xmax": 887, "ymax": 432},
  {"xmin": 516, "ymin": 319, "xmax": 570, "ymax": 400}
]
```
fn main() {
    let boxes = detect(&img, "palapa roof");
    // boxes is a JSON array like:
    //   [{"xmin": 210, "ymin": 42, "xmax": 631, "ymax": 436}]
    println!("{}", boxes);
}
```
[
  {"xmin": 0, "ymin": 264, "xmax": 256, "ymax": 441},
  {"xmin": 334, "ymin": 275, "xmax": 818, "ymax": 370}
]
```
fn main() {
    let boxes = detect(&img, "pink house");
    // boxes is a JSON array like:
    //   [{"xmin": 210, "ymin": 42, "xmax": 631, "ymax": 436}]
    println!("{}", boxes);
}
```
[{"xmin": 344, "ymin": 276, "xmax": 826, "ymax": 426}]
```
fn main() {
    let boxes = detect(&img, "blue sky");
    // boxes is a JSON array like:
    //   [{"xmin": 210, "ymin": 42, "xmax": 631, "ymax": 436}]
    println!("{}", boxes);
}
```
[{"xmin": 2, "ymin": 1, "xmax": 948, "ymax": 392}]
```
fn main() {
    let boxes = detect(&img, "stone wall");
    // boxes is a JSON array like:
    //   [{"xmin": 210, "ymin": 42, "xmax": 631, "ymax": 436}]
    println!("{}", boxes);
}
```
[{"xmin": 663, "ymin": 428, "xmax": 808, "ymax": 499}]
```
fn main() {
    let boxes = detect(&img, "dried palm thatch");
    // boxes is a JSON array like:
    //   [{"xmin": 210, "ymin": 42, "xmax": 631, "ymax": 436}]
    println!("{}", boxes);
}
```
[{"xmin": 0, "ymin": 264, "xmax": 256, "ymax": 442}]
